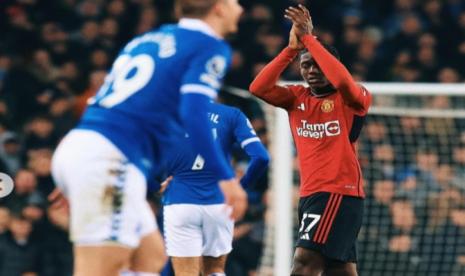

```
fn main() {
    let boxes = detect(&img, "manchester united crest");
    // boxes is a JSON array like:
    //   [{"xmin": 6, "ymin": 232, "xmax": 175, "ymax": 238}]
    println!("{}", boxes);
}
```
[{"xmin": 321, "ymin": 99, "xmax": 334, "ymax": 113}]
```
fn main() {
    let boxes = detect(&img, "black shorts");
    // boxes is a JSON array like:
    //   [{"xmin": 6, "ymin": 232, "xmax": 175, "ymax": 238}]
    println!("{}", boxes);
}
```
[{"xmin": 296, "ymin": 192, "xmax": 364, "ymax": 263}]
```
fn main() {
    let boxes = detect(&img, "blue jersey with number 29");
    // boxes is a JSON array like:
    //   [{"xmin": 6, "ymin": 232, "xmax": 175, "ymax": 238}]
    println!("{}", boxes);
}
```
[{"xmin": 77, "ymin": 19, "xmax": 232, "ymax": 189}]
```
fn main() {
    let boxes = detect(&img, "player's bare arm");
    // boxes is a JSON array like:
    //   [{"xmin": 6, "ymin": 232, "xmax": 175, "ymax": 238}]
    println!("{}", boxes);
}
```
[{"xmin": 285, "ymin": 5, "xmax": 370, "ymax": 114}]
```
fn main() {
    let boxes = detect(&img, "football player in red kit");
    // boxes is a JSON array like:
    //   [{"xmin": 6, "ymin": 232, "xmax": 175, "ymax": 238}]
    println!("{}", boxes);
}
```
[{"xmin": 249, "ymin": 5, "xmax": 372, "ymax": 276}]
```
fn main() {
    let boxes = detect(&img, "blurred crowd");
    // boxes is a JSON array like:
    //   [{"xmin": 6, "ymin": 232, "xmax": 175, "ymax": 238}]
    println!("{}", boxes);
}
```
[
  {"xmin": 357, "ymin": 115, "xmax": 465, "ymax": 275},
  {"xmin": 0, "ymin": 0, "xmax": 464, "ymax": 275}
]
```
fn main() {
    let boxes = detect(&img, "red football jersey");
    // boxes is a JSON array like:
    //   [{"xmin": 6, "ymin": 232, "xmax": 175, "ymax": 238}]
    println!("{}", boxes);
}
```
[
  {"xmin": 286, "ymin": 85, "xmax": 370, "ymax": 198},
  {"xmin": 250, "ymin": 34, "xmax": 372, "ymax": 198}
]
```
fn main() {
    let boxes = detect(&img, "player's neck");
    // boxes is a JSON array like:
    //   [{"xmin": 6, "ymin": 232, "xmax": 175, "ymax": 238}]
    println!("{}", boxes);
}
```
[
  {"xmin": 180, "ymin": 17, "xmax": 224, "ymax": 39},
  {"xmin": 311, "ymin": 85, "xmax": 336, "ymax": 98},
  {"xmin": 202, "ymin": 17, "xmax": 225, "ymax": 39}
]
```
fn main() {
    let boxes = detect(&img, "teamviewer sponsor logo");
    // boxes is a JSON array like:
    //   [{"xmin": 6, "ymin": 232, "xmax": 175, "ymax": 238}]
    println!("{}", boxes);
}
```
[
  {"xmin": 296, "ymin": 120, "xmax": 341, "ymax": 139},
  {"xmin": 325, "ymin": 121, "xmax": 341, "ymax": 136}
]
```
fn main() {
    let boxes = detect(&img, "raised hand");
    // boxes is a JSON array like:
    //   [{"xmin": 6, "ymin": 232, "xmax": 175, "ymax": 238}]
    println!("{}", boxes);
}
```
[
  {"xmin": 289, "ymin": 24, "xmax": 304, "ymax": 50},
  {"xmin": 285, "ymin": 4, "xmax": 313, "ymax": 38}
]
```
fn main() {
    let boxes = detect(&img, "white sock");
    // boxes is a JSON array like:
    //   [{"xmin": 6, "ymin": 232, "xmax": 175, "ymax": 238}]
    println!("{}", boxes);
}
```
[{"xmin": 208, "ymin": 273, "xmax": 226, "ymax": 276}]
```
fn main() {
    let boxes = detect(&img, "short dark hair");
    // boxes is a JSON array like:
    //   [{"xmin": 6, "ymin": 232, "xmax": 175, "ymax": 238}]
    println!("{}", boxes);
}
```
[
  {"xmin": 176, "ymin": 0, "xmax": 219, "ymax": 18},
  {"xmin": 300, "ymin": 39, "xmax": 340, "ymax": 61}
]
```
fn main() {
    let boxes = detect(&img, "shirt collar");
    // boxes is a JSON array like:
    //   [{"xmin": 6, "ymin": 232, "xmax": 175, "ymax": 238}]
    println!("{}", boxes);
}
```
[
  {"xmin": 310, "ymin": 85, "xmax": 337, "ymax": 98},
  {"xmin": 178, "ymin": 18, "xmax": 220, "ymax": 39}
]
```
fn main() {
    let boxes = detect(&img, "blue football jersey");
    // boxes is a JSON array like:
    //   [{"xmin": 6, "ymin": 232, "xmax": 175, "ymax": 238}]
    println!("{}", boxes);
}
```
[
  {"xmin": 77, "ymin": 19, "xmax": 232, "ymax": 189},
  {"xmin": 163, "ymin": 103, "xmax": 268, "ymax": 205}
]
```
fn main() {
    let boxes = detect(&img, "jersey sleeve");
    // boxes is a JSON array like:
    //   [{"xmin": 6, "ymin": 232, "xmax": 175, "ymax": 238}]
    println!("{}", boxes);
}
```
[
  {"xmin": 233, "ymin": 110, "xmax": 270, "ymax": 188},
  {"xmin": 180, "ymin": 40, "xmax": 231, "ymax": 99},
  {"xmin": 249, "ymin": 47, "xmax": 300, "ymax": 109},
  {"xmin": 300, "ymin": 35, "xmax": 371, "ymax": 115},
  {"xmin": 354, "ymin": 85, "xmax": 372, "ymax": 116},
  {"xmin": 179, "ymin": 41, "xmax": 234, "ymax": 180}
]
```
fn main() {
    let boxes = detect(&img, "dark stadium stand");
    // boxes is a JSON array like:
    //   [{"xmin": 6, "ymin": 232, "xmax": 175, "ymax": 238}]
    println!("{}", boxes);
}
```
[{"xmin": 0, "ymin": 0, "xmax": 464, "ymax": 275}]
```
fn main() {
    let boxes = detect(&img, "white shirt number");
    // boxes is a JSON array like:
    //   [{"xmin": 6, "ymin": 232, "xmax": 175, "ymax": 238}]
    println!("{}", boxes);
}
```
[{"xmin": 91, "ymin": 54, "xmax": 155, "ymax": 108}]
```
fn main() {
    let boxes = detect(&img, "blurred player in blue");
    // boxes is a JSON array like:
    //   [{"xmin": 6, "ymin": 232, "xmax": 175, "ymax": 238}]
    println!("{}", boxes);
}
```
[
  {"xmin": 50, "ymin": 0, "xmax": 245, "ymax": 275},
  {"xmin": 161, "ymin": 102, "xmax": 269, "ymax": 276}
]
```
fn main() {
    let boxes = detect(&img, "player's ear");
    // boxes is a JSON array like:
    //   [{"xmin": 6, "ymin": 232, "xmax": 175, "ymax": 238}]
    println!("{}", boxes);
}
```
[{"xmin": 212, "ymin": 0, "xmax": 227, "ymax": 17}]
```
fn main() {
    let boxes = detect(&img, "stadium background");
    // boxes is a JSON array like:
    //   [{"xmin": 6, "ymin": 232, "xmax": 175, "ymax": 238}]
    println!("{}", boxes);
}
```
[{"xmin": 0, "ymin": 0, "xmax": 465, "ymax": 275}]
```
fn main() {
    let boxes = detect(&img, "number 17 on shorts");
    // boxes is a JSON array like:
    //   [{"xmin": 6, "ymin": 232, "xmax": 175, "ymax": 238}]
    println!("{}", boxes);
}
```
[{"xmin": 298, "ymin": 213, "xmax": 321, "ymax": 241}]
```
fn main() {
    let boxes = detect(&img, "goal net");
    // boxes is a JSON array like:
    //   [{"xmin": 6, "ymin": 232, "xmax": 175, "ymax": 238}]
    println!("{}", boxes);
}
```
[{"xmin": 250, "ymin": 82, "xmax": 465, "ymax": 276}]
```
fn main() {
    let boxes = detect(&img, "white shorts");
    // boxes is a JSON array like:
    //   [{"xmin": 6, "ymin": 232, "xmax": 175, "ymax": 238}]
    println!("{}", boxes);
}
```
[
  {"xmin": 52, "ymin": 129, "xmax": 157, "ymax": 248},
  {"xmin": 163, "ymin": 204, "xmax": 234, "ymax": 257}
]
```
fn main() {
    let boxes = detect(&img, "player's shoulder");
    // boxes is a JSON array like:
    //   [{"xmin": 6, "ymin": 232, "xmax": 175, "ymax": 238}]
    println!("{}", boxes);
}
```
[
  {"xmin": 212, "ymin": 103, "xmax": 241, "ymax": 116},
  {"xmin": 285, "ymin": 84, "xmax": 309, "ymax": 97},
  {"xmin": 175, "ymin": 22, "xmax": 231, "ymax": 55},
  {"xmin": 180, "ymin": 28, "xmax": 225, "ymax": 45},
  {"xmin": 357, "ymin": 83, "xmax": 370, "ymax": 96},
  {"xmin": 193, "ymin": 35, "xmax": 230, "ymax": 57},
  {"xmin": 122, "ymin": 25, "xmax": 176, "ymax": 53},
  {"xmin": 158, "ymin": 23, "xmax": 177, "ymax": 32},
  {"xmin": 175, "ymin": 22, "xmax": 230, "ymax": 53},
  {"xmin": 355, "ymin": 83, "xmax": 372, "ymax": 106},
  {"xmin": 213, "ymin": 103, "xmax": 245, "ymax": 125}
]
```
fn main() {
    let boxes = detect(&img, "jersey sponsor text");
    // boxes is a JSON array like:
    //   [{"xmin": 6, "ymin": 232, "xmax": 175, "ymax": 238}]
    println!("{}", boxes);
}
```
[{"xmin": 296, "ymin": 120, "xmax": 341, "ymax": 139}]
